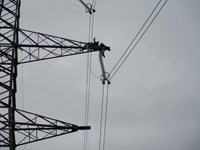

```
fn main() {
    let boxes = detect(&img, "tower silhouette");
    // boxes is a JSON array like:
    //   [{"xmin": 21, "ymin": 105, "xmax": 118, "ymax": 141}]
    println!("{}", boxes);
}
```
[{"xmin": 0, "ymin": 1, "xmax": 107, "ymax": 149}]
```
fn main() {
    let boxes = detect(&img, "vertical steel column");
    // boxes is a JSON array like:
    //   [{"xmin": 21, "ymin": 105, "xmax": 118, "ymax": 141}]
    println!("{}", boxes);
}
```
[{"xmin": 0, "ymin": 0, "xmax": 20, "ymax": 150}]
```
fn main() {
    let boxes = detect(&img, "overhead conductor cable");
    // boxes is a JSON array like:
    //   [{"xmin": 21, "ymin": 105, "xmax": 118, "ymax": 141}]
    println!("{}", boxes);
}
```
[
  {"xmin": 109, "ymin": 0, "xmax": 168, "ymax": 80},
  {"xmin": 82, "ymin": 1, "xmax": 96, "ymax": 150}
]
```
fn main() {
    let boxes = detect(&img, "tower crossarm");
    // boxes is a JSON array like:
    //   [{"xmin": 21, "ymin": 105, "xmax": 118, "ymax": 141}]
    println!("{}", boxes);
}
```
[
  {"xmin": 0, "ymin": 108, "xmax": 90, "ymax": 147},
  {"xmin": 13, "ymin": 29, "xmax": 99, "ymax": 64}
]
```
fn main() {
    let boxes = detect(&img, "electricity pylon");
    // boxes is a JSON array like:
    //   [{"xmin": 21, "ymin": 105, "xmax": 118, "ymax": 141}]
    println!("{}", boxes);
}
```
[{"xmin": 0, "ymin": 1, "xmax": 109, "ymax": 150}]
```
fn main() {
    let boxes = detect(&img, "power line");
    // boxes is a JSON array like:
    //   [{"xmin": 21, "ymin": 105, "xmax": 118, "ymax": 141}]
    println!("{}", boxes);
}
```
[
  {"xmin": 65, "ymin": 0, "xmax": 82, "ymax": 8},
  {"xmin": 84, "ymin": 6, "xmax": 96, "ymax": 150},
  {"xmin": 109, "ymin": 0, "xmax": 168, "ymax": 80},
  {"xmin": 109, "ymin": 0, "xmax": 162, "ymax": 75},
  {"xmin": 20, "ymin": 51, "xmax": 27, "ymax": 150},
  {"xmin": 93, "ymin": 0, "xmax": 98, "ymax": 9},
  {"xmin": 61, "ymin": 0, "xmax": 85, "ymax": 14},
  {"xmin": 99, "ymin": 84, "xmax": 105, "ymax": 150},
  {"xmin": 102, "ymin": 83, "xmax": 109, "ymax": 150},
  {"xmin": 98, "ymin": 83, "xmax": 110, "ymax": 150}
]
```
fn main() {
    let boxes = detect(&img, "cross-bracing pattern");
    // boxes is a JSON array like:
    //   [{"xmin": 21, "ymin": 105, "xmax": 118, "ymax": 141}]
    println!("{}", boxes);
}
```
[
  {"xmin": 1, "ymin": 1, "xmax": 93, "ymax": 150},
  {"xmin": 14, "ymin": 109, "xmax": 90, "ymax": 146},
  {"xmin": 17, "ymin": 29, "xmax": 94, "ymax": 64},
  {"xmin": 0, "ymin": 1, "xmax": 20, "ymax": 149}
]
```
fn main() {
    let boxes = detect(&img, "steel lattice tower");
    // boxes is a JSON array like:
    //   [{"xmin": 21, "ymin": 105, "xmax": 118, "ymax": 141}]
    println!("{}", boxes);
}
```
[{"xmin": 0, "ymin": 1, "xmax": 109, "ymax": 150}]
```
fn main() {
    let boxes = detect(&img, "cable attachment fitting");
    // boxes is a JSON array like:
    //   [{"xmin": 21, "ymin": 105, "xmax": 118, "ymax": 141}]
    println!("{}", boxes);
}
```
[
  {"xmin": 84, "ymin": 38, "xmax": 110, "ymax": 84},
  {"xmin": 79, "ymin": 0, "xmax": 95, "ymax": 15},
  {"xmin": 100, "ymin": 72, "xmax": 111, "ymax": 85},
  {"xmin": 85, "ymin": 3, "xmax": 95, "ymax": 14},
  {"xmin": 85, "ymin": 38, "xmax": 110, "ymax": 52},
  {"xmin": 97, "ymin": 38, "xmax": 111, "ymax": 85}
]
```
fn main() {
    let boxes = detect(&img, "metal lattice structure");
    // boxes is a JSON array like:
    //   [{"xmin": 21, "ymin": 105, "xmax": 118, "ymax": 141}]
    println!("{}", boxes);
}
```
[{"xmin": 0, "ymin": 0, "xmax": 108, "ymax": 150}]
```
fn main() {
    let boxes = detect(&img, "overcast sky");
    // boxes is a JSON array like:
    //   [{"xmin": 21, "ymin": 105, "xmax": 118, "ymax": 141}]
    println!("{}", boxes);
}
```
[{"xmin": 14, "ymin": 0, "xmax": 200, "ymax": 150}]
